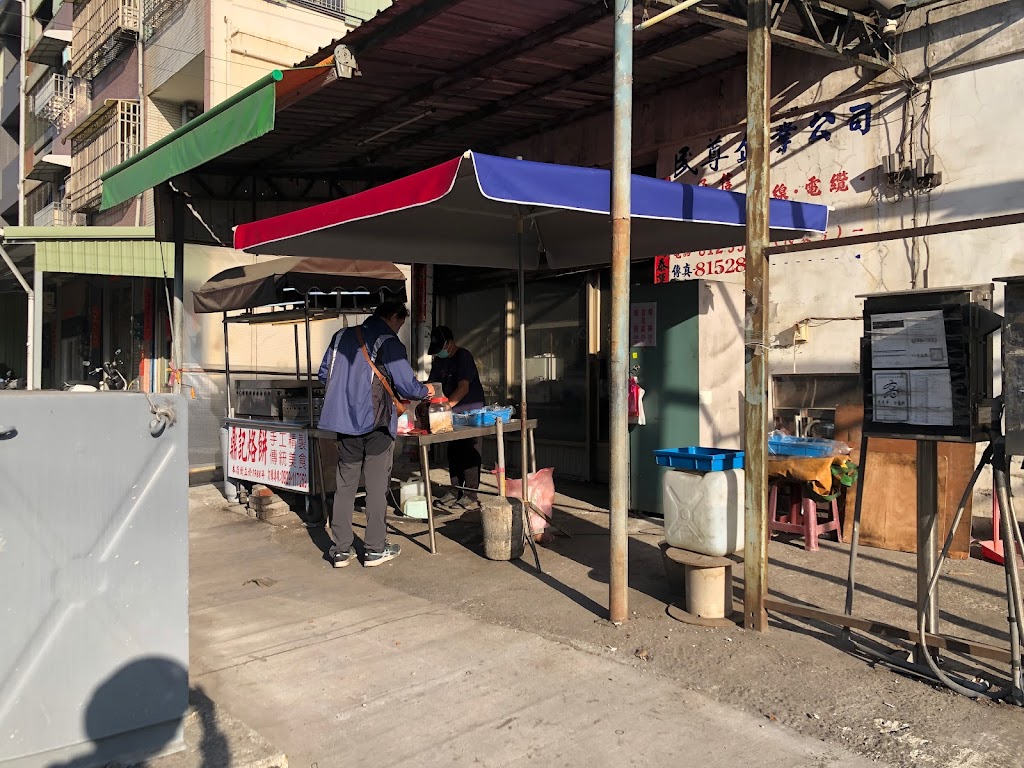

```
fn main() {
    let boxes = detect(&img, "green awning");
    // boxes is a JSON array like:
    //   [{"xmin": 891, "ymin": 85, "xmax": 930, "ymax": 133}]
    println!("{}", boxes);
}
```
[
  {"xmin": 99, "ymin": 66, "xmax": 332, "ymax": 211},
  {"xmin": 35, "ymin": 239, "xmax": 174, "ymax": 278},
  {"xmin": 1, "ymin": 227, "xmax": 172, "ymax": 278}
]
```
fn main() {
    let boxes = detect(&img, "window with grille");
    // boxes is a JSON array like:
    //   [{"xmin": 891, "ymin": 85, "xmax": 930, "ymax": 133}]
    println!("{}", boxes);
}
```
[
  {"xmin": 141, "ymin": 0, "xmax": 180, "ymax": 41},
  {"xmin": 71, "ymin": 0, "xmax": 141, "ymax": 80},
  {"xmin": 68, "ymin": 100, "xmax": 141, "ymax": 213}
]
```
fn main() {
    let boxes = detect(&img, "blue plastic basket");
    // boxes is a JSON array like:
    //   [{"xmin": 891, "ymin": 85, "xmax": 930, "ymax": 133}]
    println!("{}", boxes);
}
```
[
  {"xmin": 767, "ymin": 434, "xmax": 835, "ymax": 458},
  {"xmin": 653, "ymin": 447, "xmax": 745, "ymax": 472}
]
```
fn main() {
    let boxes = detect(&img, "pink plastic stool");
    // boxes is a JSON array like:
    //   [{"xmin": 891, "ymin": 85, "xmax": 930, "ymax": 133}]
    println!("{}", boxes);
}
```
[{"xmin": 768, "ymin": 479, "xmax": 843, "ymax": 552}]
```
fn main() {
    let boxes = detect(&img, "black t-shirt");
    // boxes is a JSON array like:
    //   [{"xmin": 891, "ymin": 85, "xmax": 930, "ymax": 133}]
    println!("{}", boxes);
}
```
[{"xmin": 428, "ymin": 347, "xmax": 485, "ymax": 414}]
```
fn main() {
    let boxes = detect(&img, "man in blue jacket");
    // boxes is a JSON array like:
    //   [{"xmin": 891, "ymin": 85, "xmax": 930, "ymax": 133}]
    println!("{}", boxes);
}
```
[{"xmin": 318, "ymin": 302, "xmax": 432, "ymax": 568}]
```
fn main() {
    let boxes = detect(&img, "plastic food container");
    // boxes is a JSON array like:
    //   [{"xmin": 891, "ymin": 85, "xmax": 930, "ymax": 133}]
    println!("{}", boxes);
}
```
[
  {"xmin": 767, "ymin": 434, "xmax": 837, "ymax": 458},
  {"xmin": 427, "ymin": 397, "xmax": 454, "ymax": 434},
  {"xmin": 653, "ymin": 447, "xmax": 745, "ymax": 472},
  {"xmin": 461, "ymin": 406, "xmax": 515, "ymax": 427},
  {"xmin": 661, "ymin": 468, "xmax": 745, "ymax": 556}
]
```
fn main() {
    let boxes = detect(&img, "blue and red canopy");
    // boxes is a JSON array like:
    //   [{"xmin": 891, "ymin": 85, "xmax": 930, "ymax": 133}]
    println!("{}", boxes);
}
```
[{"xmin": 234, "ymin": 151, "xmax": 828, "ymax": 269}]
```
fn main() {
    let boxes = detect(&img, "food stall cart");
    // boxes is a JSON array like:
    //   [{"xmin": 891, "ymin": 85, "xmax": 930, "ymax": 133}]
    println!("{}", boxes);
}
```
[{"xmin": 193, "ymin": 257, "xmax": 407, "ymax": 518}]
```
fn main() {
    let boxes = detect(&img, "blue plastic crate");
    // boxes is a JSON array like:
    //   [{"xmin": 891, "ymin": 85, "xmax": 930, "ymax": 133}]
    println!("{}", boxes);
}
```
[
  {"xmin": 767, "ymin": 434, "xmax": 835, "ymax": 458},
  {"xmin": 653, "ymin": 447, "xmax": 745, "ymax": 471}
]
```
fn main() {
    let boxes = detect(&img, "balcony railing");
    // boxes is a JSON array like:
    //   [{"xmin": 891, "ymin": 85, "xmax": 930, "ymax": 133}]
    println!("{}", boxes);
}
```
[
  {"xmin": 33, "ymin": 74, "xmax": 75, "ymax": 128},
  {"xmin": 141, "ymin": 0, "xmax": 180, "ymax": 41},
  {"xmin": 33, "ymin": 200, "xmax": 75, "ymax": 227},
  {"xmin": 67, "ymin": 100, "xmax": 141, "ymax": 213},
  {"xmin": 71, "ymin": 0, "xmax": 140, "ymax": 80},
  {"xmin": 291, "ymin": 0, "xmax": 347, "ymax": 21}
]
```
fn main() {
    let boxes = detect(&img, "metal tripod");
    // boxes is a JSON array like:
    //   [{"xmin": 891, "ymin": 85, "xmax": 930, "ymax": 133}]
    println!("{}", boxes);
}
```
[{"xmin": 843, "ymin": 415, "xmax": 1024, "ymax": 703}]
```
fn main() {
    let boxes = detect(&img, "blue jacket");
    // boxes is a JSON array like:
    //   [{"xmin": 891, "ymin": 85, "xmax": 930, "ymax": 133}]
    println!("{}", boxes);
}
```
[{"xmin": 318, "ymin": 315, "xmax": 428, "ymax": 437}]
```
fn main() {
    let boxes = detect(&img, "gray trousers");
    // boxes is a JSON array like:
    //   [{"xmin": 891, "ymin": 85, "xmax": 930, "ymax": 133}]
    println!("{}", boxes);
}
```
[{"xmin": 331, "ymin": 428, "xmax": 394, "ymax": 553}]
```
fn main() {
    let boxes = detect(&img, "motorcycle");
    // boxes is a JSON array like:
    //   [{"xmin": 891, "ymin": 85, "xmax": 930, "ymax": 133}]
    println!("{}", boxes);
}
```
[
  {"xmin": 0, "ymin": 366, "xmax": 25, "ymax": 390},
  {"xmin": 61, "ymin": 350, "xmax": 129, "ymax": 392}
]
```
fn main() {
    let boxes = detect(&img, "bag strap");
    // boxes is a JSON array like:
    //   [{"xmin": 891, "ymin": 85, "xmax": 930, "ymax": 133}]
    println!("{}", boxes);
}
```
[{"xmin": 355, "ymin": 327, "xmax": 401, "ymax": 407}]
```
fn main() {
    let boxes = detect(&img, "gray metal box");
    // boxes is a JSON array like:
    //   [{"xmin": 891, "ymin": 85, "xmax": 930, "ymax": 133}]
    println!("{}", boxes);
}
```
[
  {"xmin": 235, "ymin": 378, "xmax": 324, "ymax": 419},
  {"xmin": 859, "ymin": 285, "xmax": 1000, "ymax": 443},
  {"xmin": 0, "ymin": 393, "xmax": 189, "ymax": 768}
]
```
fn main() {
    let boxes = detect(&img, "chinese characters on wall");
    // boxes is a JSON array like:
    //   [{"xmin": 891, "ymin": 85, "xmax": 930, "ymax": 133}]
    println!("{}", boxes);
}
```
[
  {"xmin": 630, "ymin": 303, "xmax": 657, "ymax": 347},
  {"xmin": 670, "ymin": 102, "xmax": 872, "ymax": 199},
  {"xmin": 654, "ymin": 100, "xmax": 877, "ymax": 285}
]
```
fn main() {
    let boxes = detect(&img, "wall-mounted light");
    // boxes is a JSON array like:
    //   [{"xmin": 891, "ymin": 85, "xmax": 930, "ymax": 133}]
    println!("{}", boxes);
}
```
[
  {"xmin": 882, "ymin": 153, "xmax": 942, "ymax": 192},
  {"xmin": 869, "ymin": 0, "xmax": 907, "ymax": 20}
]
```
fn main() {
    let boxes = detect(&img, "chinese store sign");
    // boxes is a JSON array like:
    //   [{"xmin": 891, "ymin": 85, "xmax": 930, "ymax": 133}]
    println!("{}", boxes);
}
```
[
  {"xmin": 227, "ymin": 425, "xmax": 310, "ymax": 492},
  {"xmin": 655, "ymin": 253, "xmax": 746, "ymax": 286},
  {"xmin": 630, "ymin": 303, "xmax": 657, "ymax": 347}
]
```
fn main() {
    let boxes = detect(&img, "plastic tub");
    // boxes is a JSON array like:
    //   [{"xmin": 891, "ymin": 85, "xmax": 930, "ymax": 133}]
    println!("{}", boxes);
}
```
[
  {"xmin": 662, "ymin": 468, "xmax": 745, "ymax": 557},
  {"xmin": 767, "ymin": 434, "xmax": 836, "ymax": 458},
  {"xmin": 654, "ymin": 447, "xmax": 744, "ymax": 472}
]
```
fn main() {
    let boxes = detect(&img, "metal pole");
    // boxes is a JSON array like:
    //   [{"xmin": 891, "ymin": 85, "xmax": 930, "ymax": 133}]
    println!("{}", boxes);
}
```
[
  {"xmin": 172, "ymin": 192, "xmax": 185, "ymax": 394},
  {"xmin": 223, "ymin": 312, "xmax": 233, "ymax": 416},
  {"xmin": 294, "ymin": 324, "xmax": 301, "ymax": 381},
  {"xmin": 496, "ymin": 417, "xmax": 507, "ymax": 497},
  {"xmin": 843, "ymin": 433, "xmax": 869, "ymax": 636},
  {"xmin": 0, "ymin": 244, "xmax": 33, "ymax": 388},
  {"xmin": 31, "ymin": 269, "xmax": 42, "ymax": 389},
  {"xmin": 915, "ymin": 439, "xmax": 939, "ymax": 664},
  {"xmin": 517, "ymin": 219, "xmax": 530, "ymax": 508},
  {"xmin": 304, "ymin": 298, "xmax": 315, "ymax": 424},
  {"xmin": 609, "ymin": 0, "xmax": 633, "ymax": 625},
  {"xmin": 743, "ymin": 0, "xmax": 772, "ymax": 632}
]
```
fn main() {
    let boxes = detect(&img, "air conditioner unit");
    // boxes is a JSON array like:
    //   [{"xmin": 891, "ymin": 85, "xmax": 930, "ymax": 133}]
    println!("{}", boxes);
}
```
[
  {"xmin": 180, "ymin": 102, "xmax": 200, "ymax": 125},
  {"xmin": 73, "ymin": 213, "xmax": 87, "ymax": 226}
]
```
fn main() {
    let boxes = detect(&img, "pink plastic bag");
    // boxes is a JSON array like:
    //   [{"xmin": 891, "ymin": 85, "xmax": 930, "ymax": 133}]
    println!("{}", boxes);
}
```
[{"xmin": 500, "ymin": 468, "xmax": 555, "ymax": 537}]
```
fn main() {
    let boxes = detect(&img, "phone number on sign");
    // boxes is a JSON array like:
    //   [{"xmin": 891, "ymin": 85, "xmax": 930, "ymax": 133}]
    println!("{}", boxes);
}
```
[{"xmin": 677, "ymin": 255, "xmax": 746, "ymax": 280}]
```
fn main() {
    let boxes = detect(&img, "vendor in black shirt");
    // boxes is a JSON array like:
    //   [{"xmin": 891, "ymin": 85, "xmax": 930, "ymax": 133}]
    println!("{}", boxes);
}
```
[{"xmin": 428, "ymin": 325, "xmax": 486, "ymax": 511}]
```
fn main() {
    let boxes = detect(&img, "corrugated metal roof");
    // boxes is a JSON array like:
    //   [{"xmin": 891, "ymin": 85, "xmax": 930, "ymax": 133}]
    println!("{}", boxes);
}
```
[{"xmin": 167, "ymin": 0, "xmax": 886, "ymax": 187}]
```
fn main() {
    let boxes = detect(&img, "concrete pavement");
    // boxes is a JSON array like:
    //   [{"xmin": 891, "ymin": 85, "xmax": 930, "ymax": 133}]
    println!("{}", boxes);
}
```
[{"xmin": 189, "ymin": 490, "xmax": 884, "ymax": 768}]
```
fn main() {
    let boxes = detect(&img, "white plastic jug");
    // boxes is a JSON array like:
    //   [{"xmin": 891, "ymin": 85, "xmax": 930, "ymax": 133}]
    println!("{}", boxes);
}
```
[
  {"xmin": 661, "ymin": 468, "xmax": 744, "ymax": 557},
  {"xmin": 400, "ymin": 478, "xmax": 426, "ymax": 508}
]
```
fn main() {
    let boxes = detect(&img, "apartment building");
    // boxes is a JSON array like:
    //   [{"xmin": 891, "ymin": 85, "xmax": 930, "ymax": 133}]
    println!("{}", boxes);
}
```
[
  {"xmin": 0, "ymin": 0, "xmax": 387, "ymax": 398},
  {"xmin": 0, "ymin": 0, "xmax": 21, "ymax": 226}
]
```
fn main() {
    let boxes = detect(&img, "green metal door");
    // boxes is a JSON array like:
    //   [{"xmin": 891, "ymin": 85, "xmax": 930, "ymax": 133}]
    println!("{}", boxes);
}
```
[{"xmin": 628, "ymin": 280, "xmax": 700, "ymax": 514}]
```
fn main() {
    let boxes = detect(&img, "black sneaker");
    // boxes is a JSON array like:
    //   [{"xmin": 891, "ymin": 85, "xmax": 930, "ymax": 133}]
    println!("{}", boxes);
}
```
[
  {"xmin": 363, "ymin": 541, "xmax": 401, "ymax": 567},
  {"xmin": 331, "ymin": 548, "xmax": 356, "ymax": 568},
  {"xmin": 452, "ymin": 496, "xmax": 480, "ymax": 511},
  {"xmin": 433, "ymin": 492, "xmax": 459, "ymax": 508}
]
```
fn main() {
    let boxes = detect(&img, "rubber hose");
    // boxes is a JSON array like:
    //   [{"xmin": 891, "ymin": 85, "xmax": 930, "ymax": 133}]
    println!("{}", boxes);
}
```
[{"xmin": 917, "ymin": 444, "xmax": 1009, "ymax": 699}]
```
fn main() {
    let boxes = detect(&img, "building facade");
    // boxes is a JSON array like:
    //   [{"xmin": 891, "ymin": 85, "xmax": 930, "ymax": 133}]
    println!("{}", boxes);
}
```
[
  {"xmin": 0, "ymin": 0, "xmax": 391, "ymax": 465},
  {"xmin": 491, "ymin": 0, "xmax": 1024, "ymax": 455}
]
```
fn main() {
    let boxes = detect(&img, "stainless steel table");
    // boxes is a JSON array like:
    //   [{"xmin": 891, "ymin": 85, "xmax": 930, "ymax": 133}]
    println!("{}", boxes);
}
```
[{"xmin": 403, "ymin": 419, "xmax": 539, "ymax": 554}]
